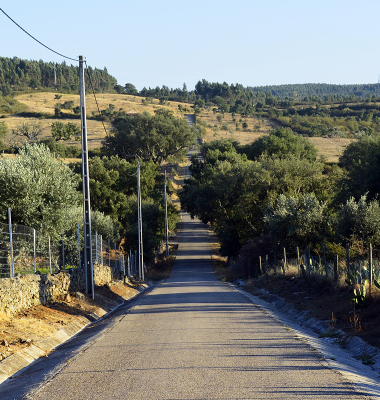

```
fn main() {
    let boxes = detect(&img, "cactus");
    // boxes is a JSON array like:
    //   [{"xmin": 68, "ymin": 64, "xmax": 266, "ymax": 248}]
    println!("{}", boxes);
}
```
[{"xmin": 350, "ymin": 280, "xmax": 368, "ymax": 307}]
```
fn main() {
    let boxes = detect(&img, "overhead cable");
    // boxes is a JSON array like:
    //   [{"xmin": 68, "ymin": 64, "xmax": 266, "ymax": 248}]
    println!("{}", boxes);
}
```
[{"xmin": 0, "ymin": 7, "xmax": 79, "ymax": 62}]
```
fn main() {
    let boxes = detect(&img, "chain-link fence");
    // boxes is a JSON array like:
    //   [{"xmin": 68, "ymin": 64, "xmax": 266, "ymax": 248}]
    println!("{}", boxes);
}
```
[{"xmin": 0, "ymin": 220, "xmax": 138, "ymax": 279}]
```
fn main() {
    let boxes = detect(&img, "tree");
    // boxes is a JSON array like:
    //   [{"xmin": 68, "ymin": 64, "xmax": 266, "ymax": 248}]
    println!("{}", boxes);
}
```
[
  {"xmin": 241, "ymin": 127, "xmax": 317, "ymax": 162},
  {"xmin": 0, "ymin": 121, "xmax": 8, "ymax": 150},
  {"xmin": 337, "ymin": 195, "xmax": 380, "ymax": 249},
  {"xmin": 264, "ymin": 193, "xmax": 330, "ymax": 250},
  {"xmin": 12, "ymin": 122, "xmax": 43, "ymax": 146},
  {"xmin": 102, "ymin": 110, "xmax": 197, "ymax": 164},
  {"xmin": 51, "ymin": 121, "xmax": 80, "ymax": 141},
  {"xmin": 0, "ymin": 143, "xmax": 79, "ymax": 238},
  {"xmin": 337, "ymin": 134, "xmax": 380, "ymax": 202},
  {"xmin": 125, "ymin": 83, "xmax": 138, "ymax": 95}
]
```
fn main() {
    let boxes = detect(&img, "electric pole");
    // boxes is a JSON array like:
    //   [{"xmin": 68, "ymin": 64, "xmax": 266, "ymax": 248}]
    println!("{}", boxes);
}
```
[
  {"xmin": 165, "ymin": 171, "xmax": 169, "ymax": 257},
  {"xmin": 79, "ymin": 55, "xmax": 94, "ymax": 298},
  {"xmin": 137, "ymin": 162, "xmax": 144, "ymax": 281}
]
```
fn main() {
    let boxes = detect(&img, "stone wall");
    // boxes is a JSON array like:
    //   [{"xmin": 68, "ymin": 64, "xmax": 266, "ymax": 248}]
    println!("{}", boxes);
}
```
[{"xmin": 0, "ymin": 264, "xmax": 117, "ymax": 315}]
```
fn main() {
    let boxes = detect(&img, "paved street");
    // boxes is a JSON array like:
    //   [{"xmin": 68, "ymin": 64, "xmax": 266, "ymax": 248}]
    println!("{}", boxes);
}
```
[{"xmin": 0, "ymin": 212, "xmax": 372, "ymax": 399}]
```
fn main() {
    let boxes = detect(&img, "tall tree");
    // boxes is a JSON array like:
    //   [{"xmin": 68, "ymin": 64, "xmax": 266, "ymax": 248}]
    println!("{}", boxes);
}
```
[{"xmin": 103, "ymin": 110, "xmax": 197, "ymax": 164}]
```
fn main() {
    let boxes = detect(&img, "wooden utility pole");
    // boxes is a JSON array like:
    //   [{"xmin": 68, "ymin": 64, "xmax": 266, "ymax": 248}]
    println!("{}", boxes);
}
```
[{"xmin": 79, "ymin": 55, "xmax": 94, "ymax": 298}]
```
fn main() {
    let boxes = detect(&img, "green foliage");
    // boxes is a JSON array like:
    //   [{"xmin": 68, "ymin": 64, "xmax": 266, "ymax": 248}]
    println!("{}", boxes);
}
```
[
  {"xmin": 0, "ymin": 56, "xmax": 117, "ymax": 93},
  {"xmin": 51, "ymin": 121, "xmax": 80, "ymax": 141},
  {"xmin": 337, "ymin": 195, "xmax": 380, "ymax": 248},
  {"xmin": 0, "ymin": 143, "xmax": 79, "ymax": 238},
  {"xmin": 38, "ymin": 138, "xmax": 81, "ymax": 158},
  {"xmin": 0, "ymin": 95, "xmax": 27, "ymax": 114},
  {"xmin": 264, "ymin": 193, "xmax": 330, "ymax": 250},
  {"xmin": 338, "ymin": 134, "xmax": 380, "ymax": 201},
  {"xmin": 0, "ymin": 121, "xmax": 8, "ymax": 150},
  {"xmin": 350, "ymin": 280, "xmax": 368, "ymax": 307},
  {"xmin": 103, "ymin": 110, "xmax": 196, "ymax": 164},
  {"xmin": 240, "ymin": 127, "xmax": 317, "ymax": 162},
  {"xmin": 122, "ymin": 196, "xmax": 164, "ymax": 261}
]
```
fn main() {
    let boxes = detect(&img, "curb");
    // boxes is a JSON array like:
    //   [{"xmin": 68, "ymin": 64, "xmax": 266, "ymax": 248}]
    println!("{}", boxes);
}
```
[
  {"xmin": 228, "ymin": 283, "xmax": 380, "ymax": 397},
  {"xmin": 0, "ymin": 283, "xmax": 151, "ymax": 384}
]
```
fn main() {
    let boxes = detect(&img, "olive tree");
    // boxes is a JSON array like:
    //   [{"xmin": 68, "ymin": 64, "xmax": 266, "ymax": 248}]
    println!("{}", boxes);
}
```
[{"xmin": 0, "ymin": 143, "xmax": 79, "ymax": 238}]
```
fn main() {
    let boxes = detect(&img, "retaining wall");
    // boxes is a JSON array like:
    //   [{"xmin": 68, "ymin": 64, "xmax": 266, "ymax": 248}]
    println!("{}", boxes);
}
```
[{"xmin": 0, "ymin": 264, "xmax": 116, "ymax": 315}]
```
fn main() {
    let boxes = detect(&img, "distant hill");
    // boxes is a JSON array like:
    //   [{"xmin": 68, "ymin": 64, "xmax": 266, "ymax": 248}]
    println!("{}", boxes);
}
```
[
  {"xmin": 0, "ymin": 56, "xmax": 117, "ymax": 95},
  {"xmin": 248, "ymin": 83, "xmax": 380, "ymax": 100}
]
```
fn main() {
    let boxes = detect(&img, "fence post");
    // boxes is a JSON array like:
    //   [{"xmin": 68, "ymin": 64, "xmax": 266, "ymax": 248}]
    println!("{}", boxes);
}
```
[
  {"xmin": 346, "ymin": 243, "xmax": 350, "ymax": 278},
  {"xmin": 113, "ymin": 243, "xmax": 116, "ymax": 271},
  {"xmin": 78, "ymin": 223, "xmax": 81, "ymax": 268},
  {"xmin": 322, "ymin": 243, "xmax": 327, "ymax": 277},
  {"xmin": 48, "ymin": 236, "xmax": 52, "ymax": 274},
  {"xmin": 108, "ymin": 238, "xmax": 111, "ymax": 267},
  {"xmin": 62, "ymin": 234, "xmax": 65, "ymax": 270},
  {"xmin": 95, "ymin": 232, "xmax": 98, "ymax": 264},
  {"xmin": 369, "ymin": 243, "xmax": 373, "ymax": 299},
  {"xmin": 8, "ymin": 208, "xmax": 14, "ymax": 277},
  {"xmin": 334, "ymin": 254, "xmax": 338, "ymax": 287},
  {"xmin": 33, "ymin": 229, "xmax": 37, "ymax": 273},
  {"xmin": 296, "ymin": 247, "xmax": 300, "ymax": 274},
  {"xmin": 119, "ymin": 247, "xmax": 122, "ymax": 278},
  {"xmin": 259, "ymin": 256, "xmax": 262, "ymax": 275},
  {"xmin": 282, "ymin": 247, "xmax": 287, "ymax": 275},
  {"xmin": 100, "ymin": 235, "xmax": 103, "ymax": 266},
  {"xmin": 127, "ymin": 255, "xmax": 131, "ymax": 277}
]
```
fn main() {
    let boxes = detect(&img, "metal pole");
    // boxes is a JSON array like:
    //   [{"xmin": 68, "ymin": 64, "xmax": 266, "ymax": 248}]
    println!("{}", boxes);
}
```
[
  {"xmin": 114, "ymin": 243, "xmax": 117, "ymax": 271},
  {"xmin": 100, "ymin": 235, "xmax": 103, "ymax": 266},
  {"xmin": 33, "ymin": 229, "xmax": 36, "ymax": 273},
  {"xmin": 62, "ymin": 234, "xmax": 65, "ymax": 270},
  {"xmin": 369, "ymin": 243, "xmax": 373, "ymax": 299},
  {"xmin": 78, "ymin": 223, "xmax": 81, "ymax": 268},
  {"xmin": 108, "ymin": 238, "xmax": 111, "ymax": 267},
  {"xmin": 119, "ymin": 247, "xmax": 122, "ymax": 276},
  {"xmin": 8, "ymin": 208, "xmax": 14, "ymax": 277},
  {"xmin": 95, "ymin": 232, "xmax": 98, "ymax": 264},
  {"xmin": 79, "ymin": 55, "xmax": 94, "ymax": 298},
  {"xmin": 137, "ymin": 162, "xmax": 144, "ymax": 280},
  {"xmin": 48, "ymin": 236, "xmax": 52, "ymax": 274},
  {"xmin": 165, "ymin": 171, "xmax": 169, "ymax": 257}
]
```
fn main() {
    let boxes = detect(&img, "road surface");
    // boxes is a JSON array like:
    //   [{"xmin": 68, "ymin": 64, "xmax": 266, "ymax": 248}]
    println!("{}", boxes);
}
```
[{"xmin": 0, "ymin": 212, "xmax": 371, "ymax": 399}]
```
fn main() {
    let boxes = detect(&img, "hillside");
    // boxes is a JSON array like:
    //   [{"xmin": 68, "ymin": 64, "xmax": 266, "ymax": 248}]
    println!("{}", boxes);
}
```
[{"xmin": 1, "ymin": 93, "xmax": 193, "ymax": 150}]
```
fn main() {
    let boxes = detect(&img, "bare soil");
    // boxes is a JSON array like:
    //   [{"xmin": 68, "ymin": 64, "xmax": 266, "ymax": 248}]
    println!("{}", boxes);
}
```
[{"xmin": 0, "ymin": 281, "xmax": 140, "ymax": 361}]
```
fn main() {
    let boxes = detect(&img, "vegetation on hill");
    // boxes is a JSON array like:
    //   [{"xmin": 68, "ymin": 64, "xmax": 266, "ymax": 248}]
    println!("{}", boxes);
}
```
[
  {"xmin": 180, "ymin": 129, "xmax": 380, "ymax": 261},
  {"xmin": 0, "ymin": 56, "xmax": 117, "ymax": 95}
]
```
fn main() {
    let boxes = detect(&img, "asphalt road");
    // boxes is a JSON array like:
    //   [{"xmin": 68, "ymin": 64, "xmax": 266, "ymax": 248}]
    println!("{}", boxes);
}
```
[{"xmin": 0, "ymin": 211, "xmax": 373, "ymax": 399}]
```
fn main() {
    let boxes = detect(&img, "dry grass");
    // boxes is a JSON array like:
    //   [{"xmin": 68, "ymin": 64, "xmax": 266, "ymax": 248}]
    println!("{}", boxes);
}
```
[
  {"xmin": 198, "ymin": 109, "xmax": 279, "ymax": 145},
  {"xmin": 14, "ymin": 92, "xmax": 187, "ymax": 118},
  {"xmin": 309, "ymin": 137, "xmax": 354, "ymax": 163},
  {"xmin": 2, "ymin": 116, "xmax": 112, "ymax": 149}
]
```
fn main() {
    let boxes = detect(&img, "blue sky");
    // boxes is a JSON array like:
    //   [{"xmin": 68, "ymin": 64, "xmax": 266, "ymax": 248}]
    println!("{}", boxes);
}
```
[{"xmin": 1, "ymin": 0, "xmax": 380, "ymax": 90}]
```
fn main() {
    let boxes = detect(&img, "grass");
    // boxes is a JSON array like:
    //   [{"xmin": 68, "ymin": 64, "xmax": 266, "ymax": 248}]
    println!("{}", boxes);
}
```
[{"xmin": 2, "ymin": 92, "xmax": 354, "ymax": 162}]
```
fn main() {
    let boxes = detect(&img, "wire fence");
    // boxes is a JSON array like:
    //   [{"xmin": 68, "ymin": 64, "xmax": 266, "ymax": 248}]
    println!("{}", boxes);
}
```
[
  {"xmin": 0, "ymin": 221, "xmax": 140, "ymax": 279},
  {"xmin": 238, "ymin": 244, "xmax": 380, "ymax": 288}
]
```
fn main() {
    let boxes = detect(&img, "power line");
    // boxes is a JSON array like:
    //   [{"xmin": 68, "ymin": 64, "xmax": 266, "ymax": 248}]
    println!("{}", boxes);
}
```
[
  {"xmin": 0, "ymin": 7, "xmax": 79, "ymax": 62},
  {"xmin": 85, "ymin": 61, "xmax": 109, "ymax": 137},
  {"xmin": 0, "ymin": 8, "xmax": 109, "ymax": 138}
]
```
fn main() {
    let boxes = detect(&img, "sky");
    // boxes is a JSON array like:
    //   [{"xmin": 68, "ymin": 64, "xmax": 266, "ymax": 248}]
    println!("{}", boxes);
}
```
[{"xmin": 1, "ymin": 0, "xmax": 380, "ymax": 91}]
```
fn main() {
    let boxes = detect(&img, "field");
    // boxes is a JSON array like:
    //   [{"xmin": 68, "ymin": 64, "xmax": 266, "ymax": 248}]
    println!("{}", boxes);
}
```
[
  {"xmin": 0, "ymin": 92, "xmax": 353, "ymax": 162},
  {"xmin": 2, "ymin": 93, "xmax": 191, "ymax": 149}
]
